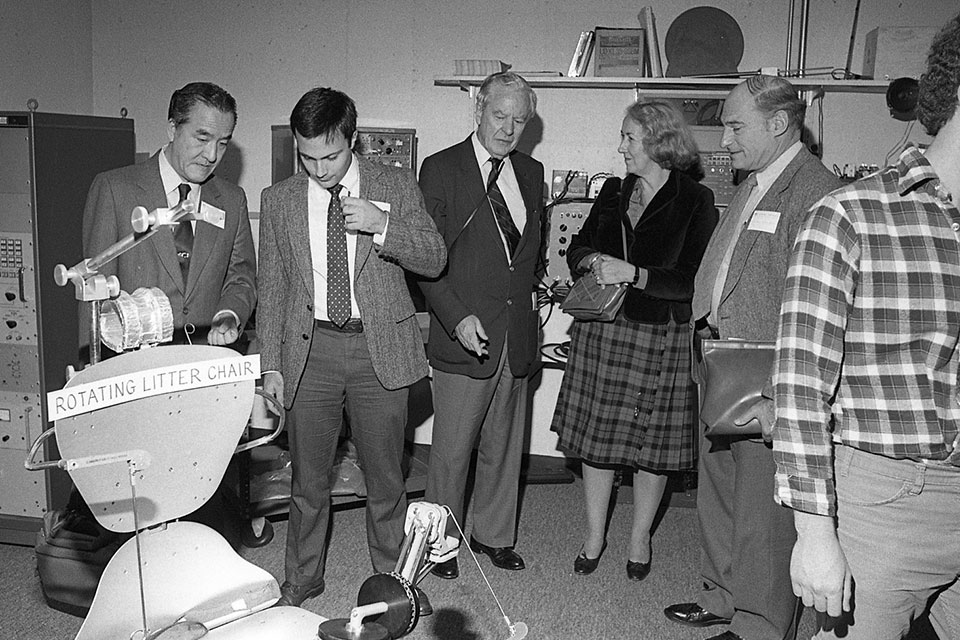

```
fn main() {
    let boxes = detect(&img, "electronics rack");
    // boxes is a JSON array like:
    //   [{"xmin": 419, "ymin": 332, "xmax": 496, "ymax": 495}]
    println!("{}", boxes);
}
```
[{"xmin": 270, "ymin": 125, "xmax": 417, "ymax": 184}]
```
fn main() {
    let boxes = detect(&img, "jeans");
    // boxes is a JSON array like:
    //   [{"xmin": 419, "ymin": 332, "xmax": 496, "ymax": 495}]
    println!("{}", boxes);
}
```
[{"xmin": 815, "ymin": 444, "xmax": 960, "ymax": 640}]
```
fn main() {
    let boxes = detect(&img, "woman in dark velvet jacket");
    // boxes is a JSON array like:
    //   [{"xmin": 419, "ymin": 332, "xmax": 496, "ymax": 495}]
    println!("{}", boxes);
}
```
[{"xmin": 551, "ymin": 101, "xmax": 718, "ymax": 581}]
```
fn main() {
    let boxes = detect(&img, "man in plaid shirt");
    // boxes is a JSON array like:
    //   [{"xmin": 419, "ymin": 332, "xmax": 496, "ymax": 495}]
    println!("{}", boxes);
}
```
[{"xmin": 773, "ymin": 14, "xmax": 960, "ymax": 639}]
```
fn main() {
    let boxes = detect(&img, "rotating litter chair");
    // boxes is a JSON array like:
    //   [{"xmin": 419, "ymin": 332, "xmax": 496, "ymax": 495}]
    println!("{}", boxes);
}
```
[{"xmin": 27, "ymin": 344, "xmax": 326, "ymax": 640}]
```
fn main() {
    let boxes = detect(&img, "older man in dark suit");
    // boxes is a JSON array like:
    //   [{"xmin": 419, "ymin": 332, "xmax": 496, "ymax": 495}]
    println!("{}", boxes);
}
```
[
  {"xmin": 418, "ymin": 72, "xmax": 544, "ymax": 580},
  {"xmin": 258, "ymin": 87, "xmax": 445, "ymax": 609},
  {"xmin": 82, "ymin": 82, "xmax": 256, "ymax": 348},
  {"xmin": 664, "ymin": 76, "xmax": 842, "ymax": 640}
]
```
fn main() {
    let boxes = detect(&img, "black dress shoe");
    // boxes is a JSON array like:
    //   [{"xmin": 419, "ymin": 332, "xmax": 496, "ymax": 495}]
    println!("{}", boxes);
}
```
[
  {"xmin": 469, "ymin": 537, "xmax": 525, "ymax": 571},
  {"xmin": 704, "ymin": 632, "xmax": 742, "ymax": 640},
  {"xmin": 573, "ymin": 541, "xmax": 607, "ymax": 575},
  {"xmin": 414, "ymin": 587, "xmax": 433, "ymax": 617},
  {"xmin": 663, "ymin": 602, "xmax": 731, "ymax": 627},
  {"xmin": 276, "ymin": 578, "xmax": 326, "ymax": 607},
  {"xmin": 431, "ymin": 557, "xmax": 459, "ymax": 580},
  {"xmin": 625, "ymin": 559, "xmax": 650, "ymax": 582}
]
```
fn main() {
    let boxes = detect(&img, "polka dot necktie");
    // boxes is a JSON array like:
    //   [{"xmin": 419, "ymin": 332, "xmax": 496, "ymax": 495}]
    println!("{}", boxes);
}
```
[
  {"xmin": 487, "ymin": 157, "xmax": 521, "ymax": 257},
  {"xmin": 326, "ymin": 184, "xmax": 351, "ymax": 326},
  {"xmin": 174, "ymin": 183, "xmax": 194, "ymax": 284}
]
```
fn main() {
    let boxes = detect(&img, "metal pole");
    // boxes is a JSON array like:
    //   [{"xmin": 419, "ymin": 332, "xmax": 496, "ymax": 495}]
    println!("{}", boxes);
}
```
[
  {"xmin": 785, "ymin": 0, "xmax": 796, "ymax": 73},
  {"xmin": 797, "ymin": 0, "xmax": 810, "ymax": 76}
]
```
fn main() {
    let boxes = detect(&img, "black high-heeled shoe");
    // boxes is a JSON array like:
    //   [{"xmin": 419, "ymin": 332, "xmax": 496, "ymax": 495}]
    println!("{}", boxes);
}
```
[
  {"xmin": 573, "ymin": 541, "xmax": 607, "ymax": 575},
  {"xmin": 626, "ymin": 559, "xmax": 651, "ymax": 581}
]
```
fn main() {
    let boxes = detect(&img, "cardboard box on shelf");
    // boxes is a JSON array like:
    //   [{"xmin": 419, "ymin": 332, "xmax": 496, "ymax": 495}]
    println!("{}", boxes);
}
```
[{"xmin": 862, "ymin": 26, "xmax": 939, "ymax": 80}]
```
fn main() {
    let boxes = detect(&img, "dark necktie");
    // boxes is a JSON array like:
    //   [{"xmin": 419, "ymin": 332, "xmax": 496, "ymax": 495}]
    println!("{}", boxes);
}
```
[
  {"xmin": 487, "ymin": 157, "xmax": 521, "ymax": 257},
  {"xmin": 174, "ymin": 183, "xmax": 194, "ymax": 284},
  {"xmin": 326, "ymin": 184, "xmax": 351, "ymax": 326},
  {"xmin": 691, "ymin": 172, "xmax": 758, "ymax": 322}
]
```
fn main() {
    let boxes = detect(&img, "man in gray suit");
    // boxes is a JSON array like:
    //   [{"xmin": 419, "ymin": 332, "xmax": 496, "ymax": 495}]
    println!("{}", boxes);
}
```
[
  {"xmin": 664, "ymin": 76, "xmax": 841, "ymax": 640},
  {"xmin": 83, "ymin": 82, "xmax": 256, "ymax": 348},
  {"xmin": 258, "ymin": 88, "xmax": 446, "ymax": 609}
]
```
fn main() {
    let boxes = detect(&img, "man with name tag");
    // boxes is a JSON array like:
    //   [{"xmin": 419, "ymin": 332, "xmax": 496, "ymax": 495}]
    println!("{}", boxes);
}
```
[
  {"xmin": 258, "ymin": 87, "xmax": 446, "ymax": 610},
  {"xmin": 664, "ymin": 75, "xmax": 840, "ymax": 640},
  {"xmin": 82, "ymin": 81, "xmax": 257, "ymax": 350},
  {"xmin": 773, "ymin": 15, "xmax": 960, "ymax": 639}
]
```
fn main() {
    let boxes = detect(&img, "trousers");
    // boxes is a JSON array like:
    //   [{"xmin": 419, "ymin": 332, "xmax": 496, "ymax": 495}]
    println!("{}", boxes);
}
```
[{"xmin": 815, "ymin": 444, "xmax": 960, "ymax": 640}]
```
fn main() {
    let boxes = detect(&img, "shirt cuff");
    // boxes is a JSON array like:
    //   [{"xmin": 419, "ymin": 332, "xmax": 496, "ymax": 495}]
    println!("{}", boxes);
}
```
[
  {"xmin": 373, "ymin": 212, "xmax": 389, "ymax": 245},
  {"xmin": 213, "ymin": 309, "xmax": 241, "ymax": 330}
]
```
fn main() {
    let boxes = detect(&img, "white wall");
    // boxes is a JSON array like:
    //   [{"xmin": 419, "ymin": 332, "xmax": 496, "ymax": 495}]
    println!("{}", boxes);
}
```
[
  {"xmin": 75, "ymin": 0, "xmax": 955, "ymax": 208},
  {"xmin": 3, "ymin": 1, "xmax": 954, "ymax": 194},
  {"xmin": 0, "ymin": 1, "xmax": 92, "ymax": 114}
]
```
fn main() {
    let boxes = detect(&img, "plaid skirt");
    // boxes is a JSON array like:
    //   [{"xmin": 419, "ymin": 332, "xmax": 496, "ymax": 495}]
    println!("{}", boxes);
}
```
[{"xmin": 550, "ymin": 314, "xmax": 697, "ymax": 471}]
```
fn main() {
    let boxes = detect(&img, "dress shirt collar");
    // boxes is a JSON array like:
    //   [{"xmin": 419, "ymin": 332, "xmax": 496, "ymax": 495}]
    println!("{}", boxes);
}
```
[
  {"xmin": 159, "ymin": 145, "xmax": 200, "ymax": 206},
  {"xmin": 471, "ymin": 132, "xmax": 514, "ymax": 181},
  {"xmin": 753, "ymin": 140, "xmax": 802, "ymax": 195}
]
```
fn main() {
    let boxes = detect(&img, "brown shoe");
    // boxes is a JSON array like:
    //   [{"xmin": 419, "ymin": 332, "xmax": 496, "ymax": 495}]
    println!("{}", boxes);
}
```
[{"xmin": 276, "ymin": 579, "xmax": 325, "ymax": 607}]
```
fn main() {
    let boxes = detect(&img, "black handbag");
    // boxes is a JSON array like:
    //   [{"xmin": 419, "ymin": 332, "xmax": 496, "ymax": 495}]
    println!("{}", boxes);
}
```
[
  {"xmin": 560, "ymin": 219, "xmax": 630, "ymax": 322},
  {"xmin": 699, "ymin": 339, "xmax": 775, "ymax": 437}
]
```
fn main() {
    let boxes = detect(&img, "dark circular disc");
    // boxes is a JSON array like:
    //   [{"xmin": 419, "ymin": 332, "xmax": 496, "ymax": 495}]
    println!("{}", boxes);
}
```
[
  {"xmin": 317, "ymin": 618, "xmax": 391, "ymax": 640},
  {"xmin": 356, "ymin": 572, "xmax": 418, "ymax": 638},
  {"xmin": 664, "ymin": 6, "xmax": 745, "ymax": 77}
]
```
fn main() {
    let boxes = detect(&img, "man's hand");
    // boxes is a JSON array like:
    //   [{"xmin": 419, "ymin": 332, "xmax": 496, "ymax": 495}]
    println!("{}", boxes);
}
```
[
  {"xmin": 736, "ymin": 397, "xmax": 776, "ymax": 441},
  {"xmin": 341, "ymin": 197, "xmax": 387, "ymax": 234},
  {"xmin": 207, "ymin": 313, "xmax": 239, "ymax": 345},
  {"xmin": 792, "ymin": 512, "xmax": 852, "ymax": 617},
  {"xmin": 455, "ymin": 315, "xmax": 489, "ymax": 358},
  {"xmin": 261, "ymin": 371, "xmax": 284, "ymax": 415}
]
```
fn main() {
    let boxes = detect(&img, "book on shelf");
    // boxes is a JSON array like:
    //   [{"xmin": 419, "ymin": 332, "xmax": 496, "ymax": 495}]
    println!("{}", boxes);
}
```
[
  {"xmin": 567, "ymin": 30, "xmax": 595, "ymax": 77},
  {"xmin": 454, "ymin": 60, "xmax": 510, "ymax": 76},
  {"xmin": 639, "ymin": 6, "xmax": 663, "ymax": 78},
  {"xmin": 594, "ymin": 27, "xmax": 646, "ymax": 77}
]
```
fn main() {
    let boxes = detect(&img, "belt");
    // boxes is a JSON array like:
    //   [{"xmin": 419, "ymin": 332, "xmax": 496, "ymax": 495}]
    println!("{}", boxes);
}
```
[
  {"xmin": 315, "ymin": 318, "xmax": 364, "ymax": 333},
  {"xmin": 172, "ymin": 325, "xmax": 210, "ymax": 345}
]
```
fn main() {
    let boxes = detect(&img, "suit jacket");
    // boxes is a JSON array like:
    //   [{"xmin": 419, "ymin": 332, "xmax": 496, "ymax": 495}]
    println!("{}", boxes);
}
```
[
  {"xmin": 81, "ymin": 153, "xmax": 257, "ymax": 337},
  {"xmin": 716, "ymin": 146, "xmax": 842, "ymax": 341},
  {"xmin": 257, "ymin": 157, "xmax": 446, "ymax": 406},
  {"xmin": 418, "ymin": 136, "xmax": 545, "ymax": 379},
  {"xmin": 566, "ymin": 170, "xmax": 718, "ymax": 324}
]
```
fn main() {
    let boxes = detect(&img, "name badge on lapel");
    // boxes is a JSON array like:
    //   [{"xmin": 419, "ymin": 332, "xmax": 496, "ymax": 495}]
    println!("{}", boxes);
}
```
[
  {"xmin": 195, "ymin": 202, "xmax": 226, "ymax": 229},
  {"xmin": 747, "ymin": 210, "xmax": 781, "ymax": 234}
]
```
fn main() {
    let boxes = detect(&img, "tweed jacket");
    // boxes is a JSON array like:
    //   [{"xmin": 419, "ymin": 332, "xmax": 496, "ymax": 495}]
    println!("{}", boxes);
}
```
[
  {"xmin": 257, "ymin": 157, "xmax": 446, "ymax": 405},
  {"xmin": 566, "ymin": 170, "xmax": 718, "ymax": 324},
  {"xmin": 715, "ymin": 146, "xmax": 842, "ymax": 341},
  {"xmin": 82, "ymin": 152, "xmax": 257, "ymax": 335},
  {"xmin": 418, "ymin": 136, "xmax": 545, "ymax": 379}
]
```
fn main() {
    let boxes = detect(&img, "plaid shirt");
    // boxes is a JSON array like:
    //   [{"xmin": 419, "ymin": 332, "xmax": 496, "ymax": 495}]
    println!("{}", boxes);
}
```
[{"xmin": 773, "ymin": 146, "xmax": 960, "ymax": 516}]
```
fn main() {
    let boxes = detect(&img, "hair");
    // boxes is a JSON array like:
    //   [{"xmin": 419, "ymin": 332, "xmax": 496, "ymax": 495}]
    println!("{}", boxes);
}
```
[
  {"xmin": 167, "ymin": 82, "xmax": 237, "ymax": 125},
  {"xmin": 743, "ymin": 74, "xmax": 805, "ymax": 133},
  {"xmin": 625, "ymin": 100, "xmax": 703, "ymax": 179},
  {"xmin": 475, "ymin": 71, "xmax": 537, "ymax": 119},
  {"xmin": 289, "ymin": 87, "xmax": 358, "ymax": 142},
  {"xmin": 918, "ymin": 14, "xmax": 960, "ymax": 136}
]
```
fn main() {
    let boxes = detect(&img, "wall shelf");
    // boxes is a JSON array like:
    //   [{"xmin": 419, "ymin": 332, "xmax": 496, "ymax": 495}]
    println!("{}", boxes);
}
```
[{"xmin": 435, "ymin": 75, "xmax": 890, "ymax": 99}]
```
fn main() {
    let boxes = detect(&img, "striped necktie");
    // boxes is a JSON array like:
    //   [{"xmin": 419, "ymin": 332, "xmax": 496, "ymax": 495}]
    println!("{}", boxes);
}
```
[{"xmin": 487, "ymin": 157, "xmax": 521, "ymax": 256}]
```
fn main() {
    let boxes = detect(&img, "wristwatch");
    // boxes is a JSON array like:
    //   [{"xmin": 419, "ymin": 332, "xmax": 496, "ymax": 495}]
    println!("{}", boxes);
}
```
[{"xmin": 631, "ymin": 265, "xmax": 641, "ymax": 286}]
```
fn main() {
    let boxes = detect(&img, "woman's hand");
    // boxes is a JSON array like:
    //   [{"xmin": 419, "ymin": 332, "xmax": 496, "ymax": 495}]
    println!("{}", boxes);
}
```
[{"xmin": 592, "ymin": 254, "xmax": 636, "ymax": 286}]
